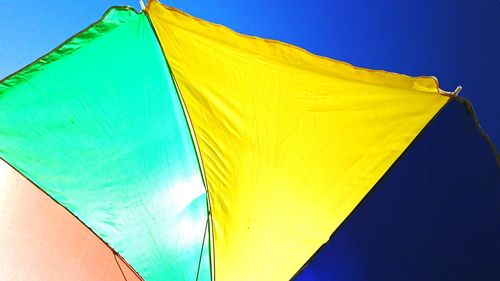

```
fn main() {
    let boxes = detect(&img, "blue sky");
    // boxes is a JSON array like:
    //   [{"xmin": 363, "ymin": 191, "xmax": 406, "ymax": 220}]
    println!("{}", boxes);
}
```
[{"xmin": 1, "ymin": 0, "xmax": 498, "ymax": 144}]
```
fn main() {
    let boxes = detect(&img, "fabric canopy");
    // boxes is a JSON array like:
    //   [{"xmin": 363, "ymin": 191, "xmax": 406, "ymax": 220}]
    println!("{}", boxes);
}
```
[{"xmin": 0, "ymin": 1, "xmax": 497, "ymax": 280}]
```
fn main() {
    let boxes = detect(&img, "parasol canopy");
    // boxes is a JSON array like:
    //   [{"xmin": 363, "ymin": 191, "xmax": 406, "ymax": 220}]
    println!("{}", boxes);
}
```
[{"xmin": 1, "ymin": 1, "xmax": 498, "ymax": 280}]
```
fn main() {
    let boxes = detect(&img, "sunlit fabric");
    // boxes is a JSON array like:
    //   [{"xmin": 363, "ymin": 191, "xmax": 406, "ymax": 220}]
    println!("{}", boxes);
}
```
[
  {"xmin": 2, "ymin": 1, "xmax": 498, "ymax": 281},
  {"xmin": 0, "ymin": 159, "xmax": 141, "ymax": 281},
  {"xmin": 146, "ymin": 1, "xmax": 449, "ymax": 280},
  {"xmin": 0, "ymin": 7, "xmax": 209, "ymax": 281},
  {"xmin": 293, "ymin": 98, "xmax": 500, "ymax": 280}
]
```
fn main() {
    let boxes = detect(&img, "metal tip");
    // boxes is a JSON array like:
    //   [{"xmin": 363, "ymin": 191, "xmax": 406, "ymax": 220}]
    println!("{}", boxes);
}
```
[{"xmin": 453, "ymin": 86, "xmax": 462, "ymax": 96}]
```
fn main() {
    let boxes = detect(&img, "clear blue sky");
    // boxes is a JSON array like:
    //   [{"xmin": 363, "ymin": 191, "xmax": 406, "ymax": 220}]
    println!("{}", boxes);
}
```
[{"xmin": 1, "ymin": 0, "xmax": 499, "ymax": 144}]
